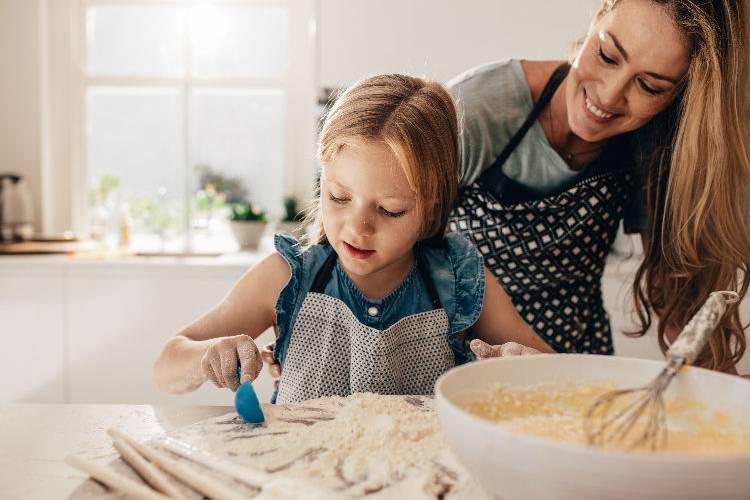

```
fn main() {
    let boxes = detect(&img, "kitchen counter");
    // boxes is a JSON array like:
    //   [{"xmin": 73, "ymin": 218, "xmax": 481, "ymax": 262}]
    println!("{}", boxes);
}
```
[
  {"xmin": 2, "ymin": 397, "xmax": 486, "ymax": 500},
  {"xmin": 0, "ymin": 404, "xmax": 232, "ymax": 498},
  {"xmin": 0, "ymin": 249, "xmax": 262, "ymax": 273},
  {"xmin": 0, "ymin": 233, "xmax": 279, "ymax": 272}
]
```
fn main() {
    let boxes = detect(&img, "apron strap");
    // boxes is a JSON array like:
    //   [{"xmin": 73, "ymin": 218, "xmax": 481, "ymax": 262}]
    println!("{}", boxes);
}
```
[
  {"xmin": 416, "ymin": 257, "xmax": 443, "ymax": 309},
  {"xmin": 479, "ymin": 63, "xmax": 570, "ymax": 195},
  {"xmin": 310, "ymin": 249, "xmax": 338, "ymax": 293},
  {"xmin": 309, "ymin": 247, "xmax": 443, "ymax": 309}
]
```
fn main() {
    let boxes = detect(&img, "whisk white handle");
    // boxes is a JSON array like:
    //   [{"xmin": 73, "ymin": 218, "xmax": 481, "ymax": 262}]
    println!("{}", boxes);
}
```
[{"xmin": 667, "ymin": 291, "xmax": 739, "ymax": 365}]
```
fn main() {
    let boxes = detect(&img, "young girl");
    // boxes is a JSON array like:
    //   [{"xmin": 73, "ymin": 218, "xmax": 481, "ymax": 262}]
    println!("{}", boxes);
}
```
[{"xmin": 153, "ymin": 74, "xmax": 553, "ymax": 403}]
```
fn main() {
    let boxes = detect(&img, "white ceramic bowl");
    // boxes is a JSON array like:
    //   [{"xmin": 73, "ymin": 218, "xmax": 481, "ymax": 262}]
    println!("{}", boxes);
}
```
[{"xmin": 435, "ymin": 354, "xmax": 750, "ymax": 500}]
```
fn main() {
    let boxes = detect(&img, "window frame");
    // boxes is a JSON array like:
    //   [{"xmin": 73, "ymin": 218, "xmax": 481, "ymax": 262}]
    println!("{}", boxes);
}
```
[{"xmin": 57, "ymin": 0, "xmax": 317, "ymax": 250}]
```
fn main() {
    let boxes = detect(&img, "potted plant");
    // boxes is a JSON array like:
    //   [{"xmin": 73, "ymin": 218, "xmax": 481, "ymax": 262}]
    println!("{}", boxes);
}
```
[
  {"xmin": 229, "ymin": 202, "xmax": 268, "ymax": 249},
  {"xmin": 87, "ymin": 174, "xmax": 120, "ymax": 242},
  {"xmin": 276, "ymin": 196, "xmax": 307, "ymax": 238}
]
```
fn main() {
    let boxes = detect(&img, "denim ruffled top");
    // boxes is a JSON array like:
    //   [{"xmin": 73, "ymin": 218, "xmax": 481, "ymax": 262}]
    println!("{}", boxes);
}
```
[{"xmin": 272, "ymin": 232, "xmax": 486, "ymax": 368}]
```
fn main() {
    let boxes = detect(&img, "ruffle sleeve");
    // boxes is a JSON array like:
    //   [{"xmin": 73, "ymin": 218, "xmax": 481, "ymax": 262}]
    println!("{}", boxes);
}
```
[{"xmin": 419, "ymin": 232, "xmax": 486, "ymax": 360}]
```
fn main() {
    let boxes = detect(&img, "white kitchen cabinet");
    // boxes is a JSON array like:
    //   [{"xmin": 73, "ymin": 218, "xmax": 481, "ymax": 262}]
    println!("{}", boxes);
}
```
[
  {"xmin": 1, "ymin": 255, "xmax": 278, "ymax": 405},
  {"xmin": 0, "ymin": 261, "xmax": 66, "ymax": 403},
  {"xmin": 65, "ymin": 260, "xmax": 278, "ymax": 405}
]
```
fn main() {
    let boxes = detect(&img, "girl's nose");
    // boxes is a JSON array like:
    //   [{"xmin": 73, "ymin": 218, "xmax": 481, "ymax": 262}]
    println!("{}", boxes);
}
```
[
  {"xmin": 355, "ymin": 216, "xmax": 374, "ymax": 236},
  {"xmin": 350, "ymin": 208, "xmax": 374, "ymax": 236}
]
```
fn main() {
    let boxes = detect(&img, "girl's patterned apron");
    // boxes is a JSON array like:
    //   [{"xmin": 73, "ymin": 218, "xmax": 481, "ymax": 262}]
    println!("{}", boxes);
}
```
[
  {"xmin": 276, "ymin": 250, "xmax": 455, "ymax": 403},
  {"xmin": 449, "ymin": 64, "xmax": 635, "ymax": 354}
]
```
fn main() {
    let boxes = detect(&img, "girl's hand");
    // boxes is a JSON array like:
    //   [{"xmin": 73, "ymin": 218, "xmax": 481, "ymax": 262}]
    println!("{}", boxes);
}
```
[
  {"xmin": 470, "ymin": 339, "xmax": 541, "ymax": 359},
  {"xmin": 260, "ymin": 341, "xmax": 282, "ymax": 378},
  {"xmin": 200, "ymin": 334, "xmax": 262, "ymax": 391}
]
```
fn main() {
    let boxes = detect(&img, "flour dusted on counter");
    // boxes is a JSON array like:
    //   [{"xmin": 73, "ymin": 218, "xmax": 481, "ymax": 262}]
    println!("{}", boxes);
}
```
[{"xmin": 169, "ymin": 394, "xmax": 484, "ymax": 499}]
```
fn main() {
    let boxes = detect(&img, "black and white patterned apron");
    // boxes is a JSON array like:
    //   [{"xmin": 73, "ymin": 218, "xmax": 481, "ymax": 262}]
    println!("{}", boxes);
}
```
[
  {"xmin": 448, "ymin": 64, "xmax": 635, "ymax": 354},
  {"xmin": 276, "ymin": 251, "xmax": 455, "ymax": 403}
]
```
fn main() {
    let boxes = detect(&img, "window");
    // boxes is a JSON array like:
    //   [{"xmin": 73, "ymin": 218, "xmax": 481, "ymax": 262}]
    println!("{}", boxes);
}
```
[{"xmin": 78, "ymin": 0, "xmax": 316, "ymax": 253}]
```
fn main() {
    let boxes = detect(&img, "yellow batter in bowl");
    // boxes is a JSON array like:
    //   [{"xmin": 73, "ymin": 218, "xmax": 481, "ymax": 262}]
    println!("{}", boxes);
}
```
[{"xmin": 461, "ymin": 381, "xmax": 750, "ymax": 455}]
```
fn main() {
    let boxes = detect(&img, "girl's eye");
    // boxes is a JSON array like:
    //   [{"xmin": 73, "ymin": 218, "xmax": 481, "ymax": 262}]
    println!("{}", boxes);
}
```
[
  {"xmin": 638, "ymin": 79, "xmax": 663, "ymax": 95},
  {"xmin": 598, "ymin": 46, "xmax": 616, "ymax": 65},
  {"xmin": 328, "ymin": 193, "xmax": 349, "ymax": 204},
  {"xmin": 380, "ymin": 207, "xmax": 406, "ymax": 218}
]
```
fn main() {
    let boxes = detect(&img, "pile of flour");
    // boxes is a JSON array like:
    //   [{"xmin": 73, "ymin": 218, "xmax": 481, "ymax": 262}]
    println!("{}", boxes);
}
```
[{"xmin": 174, "ymin": 393, "xmax": 484, "ymax": 498}]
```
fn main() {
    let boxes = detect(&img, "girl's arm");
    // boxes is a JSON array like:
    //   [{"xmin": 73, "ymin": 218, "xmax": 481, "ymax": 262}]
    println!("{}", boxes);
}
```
[
  {"xmin": 469, "ymin": 267, "xmax": 556, "ymax": 354},
  {"xmin": 152, "ymin": 252, "xmax": 291, "ymax": 394}
]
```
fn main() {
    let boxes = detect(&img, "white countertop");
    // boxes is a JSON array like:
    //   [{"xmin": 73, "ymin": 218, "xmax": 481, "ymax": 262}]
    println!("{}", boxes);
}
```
[
  {"xmin": 0, "ymin": 404, "xmax": 232, "ymax": 499},
  {"xmin": 0, "ymin": 234, "xmax": 280, "ymax": 273},
  {"xmin": 0, "ymin": 251, "xmax": 261, "ymax": 271}
]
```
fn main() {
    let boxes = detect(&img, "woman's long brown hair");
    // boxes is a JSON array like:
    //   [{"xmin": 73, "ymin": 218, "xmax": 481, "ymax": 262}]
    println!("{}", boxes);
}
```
[{"xmin": 604, "ymin": 0, "xmax": 750, "ymax": 371}]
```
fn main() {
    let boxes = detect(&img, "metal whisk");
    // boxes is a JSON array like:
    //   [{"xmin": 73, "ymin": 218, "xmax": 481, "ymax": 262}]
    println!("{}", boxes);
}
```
[{"xmin": 583, "ymin": 290, "xmax": 739, "ymax": 451}]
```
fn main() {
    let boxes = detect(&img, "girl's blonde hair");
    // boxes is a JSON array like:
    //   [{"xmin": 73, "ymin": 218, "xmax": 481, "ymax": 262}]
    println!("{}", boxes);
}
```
[
  {"xmin": 308, "ymin": 74, "xmax": 459, "ymax": 244},
  {"xmin": 601, "ymin": 0, "xmax": 750, "ymax": 371}
]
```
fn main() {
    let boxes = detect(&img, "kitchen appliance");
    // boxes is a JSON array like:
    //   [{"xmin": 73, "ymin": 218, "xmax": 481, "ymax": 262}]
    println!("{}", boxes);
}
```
[
  {"xmin": 436, "ymin": 354, "xmax": 750, "ymax": 500},
  {"xmin": 0, "ymin": 173, "xmax": 34, "ymax": 242}
]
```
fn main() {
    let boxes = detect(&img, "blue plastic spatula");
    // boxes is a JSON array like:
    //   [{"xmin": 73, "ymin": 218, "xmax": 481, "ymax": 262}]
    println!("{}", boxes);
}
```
[{"xmin": 235, "ymin": 366, "xmax": 265, "ymax": 424}]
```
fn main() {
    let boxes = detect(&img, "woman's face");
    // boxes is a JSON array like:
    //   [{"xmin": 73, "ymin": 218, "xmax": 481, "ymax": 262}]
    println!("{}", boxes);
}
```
[{"xmin": 566, "ymin": 0, "xmax": 691, "ymax": 142}]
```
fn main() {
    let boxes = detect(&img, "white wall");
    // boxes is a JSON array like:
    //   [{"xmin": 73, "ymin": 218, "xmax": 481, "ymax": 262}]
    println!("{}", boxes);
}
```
[
  {"xmin": 319, "ymin": 0, "xmax": 601, "ymax": 87},
  {"xmin": 0, "ymin": 0, "xmax": 44, "ymax": 232},
  {"xmin": 0, "ymin": 0, "xmax": 602, "ymax": 234}
]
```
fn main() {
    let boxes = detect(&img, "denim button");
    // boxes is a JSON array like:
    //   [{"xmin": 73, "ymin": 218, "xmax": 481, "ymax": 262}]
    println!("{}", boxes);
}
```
[{"xmin": 367, "ymin": 306, "xmax": 379, "ymax": 317}]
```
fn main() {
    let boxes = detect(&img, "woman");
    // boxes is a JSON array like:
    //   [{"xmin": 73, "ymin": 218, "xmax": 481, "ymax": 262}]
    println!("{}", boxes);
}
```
[
  {"xmin": 262, "ymin": 0, "xmax": 749, "ymax": 378},
  {"xmin": 447, "ymin": 0, "xmax": 750, "ymax": 372}
]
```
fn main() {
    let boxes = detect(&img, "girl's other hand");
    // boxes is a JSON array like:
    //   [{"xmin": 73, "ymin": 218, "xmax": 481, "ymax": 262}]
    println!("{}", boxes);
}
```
[
  {"xmin": 260, "ymin": 341, "xmax": 282, "ymax": 378},
  {"xmin": 470, "ymin": 339, "xmax": 541, "ymax": 359},
  {"xmin": 200, "ymin": 334, "xmax": 262, "ymax": 391}
]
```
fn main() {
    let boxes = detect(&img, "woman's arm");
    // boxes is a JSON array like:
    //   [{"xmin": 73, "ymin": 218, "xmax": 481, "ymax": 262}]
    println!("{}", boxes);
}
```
[
  {"xmin": 470, "ymin": 267, "xmax": 555, "ymax": 354},
  {"xmin": 152, "ymin": 252, "xmax": 291, "ymax": 393}
]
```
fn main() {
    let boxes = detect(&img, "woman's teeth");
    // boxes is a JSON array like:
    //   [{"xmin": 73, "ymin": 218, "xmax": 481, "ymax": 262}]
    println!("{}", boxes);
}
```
[{"xmin": 585, "ymin": 97, "xmax": 614, "ymax": 119}]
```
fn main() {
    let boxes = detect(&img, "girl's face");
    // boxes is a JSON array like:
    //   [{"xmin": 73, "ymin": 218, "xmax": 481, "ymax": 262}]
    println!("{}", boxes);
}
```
[
  {"xmin": 566, "ymin": 0, "xmax": 690, "ymax": 142},
  {"xmin": 320, "ymin": 139, "xmax": 423, "ymax": 282}
]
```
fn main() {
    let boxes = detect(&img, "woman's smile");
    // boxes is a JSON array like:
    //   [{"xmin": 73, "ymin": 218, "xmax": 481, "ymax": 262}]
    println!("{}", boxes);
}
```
[{"xmin": 582, "ymin": 88, "xmax": 619, "ymax": 124}]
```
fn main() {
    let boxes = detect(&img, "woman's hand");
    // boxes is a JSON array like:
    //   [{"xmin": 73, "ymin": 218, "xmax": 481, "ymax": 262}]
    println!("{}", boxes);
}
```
[
  {"xmin": 200, "ymin": 334, "xmax": 262, "ymax": 391},
  {"xmin": 470, "ymin": 339, "xmax": 541, "ymax": 359},
  {"xmin": 469, "ymin": 268, "xmax": 556, "ymax": 354},
  {"xmin": 260, "ymin": 341, "xmax": 282, "ymax": 378}
]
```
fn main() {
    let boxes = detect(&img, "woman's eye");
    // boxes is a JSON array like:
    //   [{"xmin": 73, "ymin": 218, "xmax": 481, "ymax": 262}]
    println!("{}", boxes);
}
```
[
  {"xmin": 328, "ymin": 193, "xmax": 349, "ymax": 204},
  {"xmin": 638, "ymin": 79, "xmax": 663, "ymax": 95},
  {"xmin": 598, "ymin": 47, "xmax": 616, "ymax": 65},
  {"xmin": 380, "ymin": 207, "xmax": 406, "ymax": 218}
]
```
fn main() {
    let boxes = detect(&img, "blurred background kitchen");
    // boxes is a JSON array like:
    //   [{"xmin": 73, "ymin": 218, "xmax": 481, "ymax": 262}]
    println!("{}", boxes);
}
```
[{"xmin": 2, "ymin": 0, "xmax": 747, "ymax": 406}]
